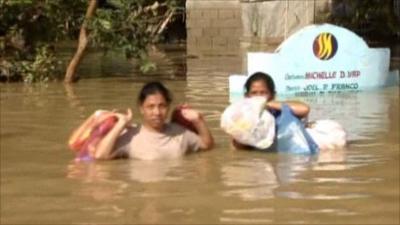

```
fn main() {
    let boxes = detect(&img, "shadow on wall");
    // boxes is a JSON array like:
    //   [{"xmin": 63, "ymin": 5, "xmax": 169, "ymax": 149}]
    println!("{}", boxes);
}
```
[
  {"xmin": 163, "ymin": 13, "xmax": 187, "ymax": 44},
  {"xmin": 329, "ymin": 0, "xmax": 400, "ymax": 44}
]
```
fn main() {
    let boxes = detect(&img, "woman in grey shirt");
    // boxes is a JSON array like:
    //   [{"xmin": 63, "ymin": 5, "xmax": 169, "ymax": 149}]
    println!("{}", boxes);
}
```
[{"xmin": 94, "ymin": 81, "xmax": 214, "ymax": 160}]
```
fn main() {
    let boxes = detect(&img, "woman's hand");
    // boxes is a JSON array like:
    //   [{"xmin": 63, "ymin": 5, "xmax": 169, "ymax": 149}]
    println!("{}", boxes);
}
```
[
  {"xmin": 265, "ymin": 100, "xmax": 281, "ymax": 111},
  {"xmin": 179, "ymin": 104, "xmax": 213, "ymax": 150},
  {"xmin": 93, "ymin": 108, "xmax": 132, "ymax": 160},
  {"xmin": 114, "ymin": 108, "xmax": 133, "ymax": 127},
  {"xmin": 266, "ymin": 100, "xmax": 310, "ymax": 118},
  {"xmin": 180, "ymin": 105, "xmax": 203, "ymax": 124}
]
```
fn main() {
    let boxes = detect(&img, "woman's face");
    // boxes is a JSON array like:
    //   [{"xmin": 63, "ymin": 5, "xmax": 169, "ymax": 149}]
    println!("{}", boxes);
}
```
[
  {"xmin": 246, "ymin": 80, "xmax": 273, "ymax": 101},
  {"xmin": 140, "ymin": 92, "xmax": 169, "ymax": 131}
]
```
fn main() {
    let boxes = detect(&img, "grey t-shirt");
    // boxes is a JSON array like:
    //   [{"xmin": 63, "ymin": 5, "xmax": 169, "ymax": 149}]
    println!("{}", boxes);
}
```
[{"xmin": 114, "ymin": 123, "xmax": 202, "ymax": 160}]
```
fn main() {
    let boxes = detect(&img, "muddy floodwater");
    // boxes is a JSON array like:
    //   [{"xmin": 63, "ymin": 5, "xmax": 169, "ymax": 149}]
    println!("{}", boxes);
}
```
[{"xmin": 1, "ymin": 45, "xmax": 399, "ymax": 224}]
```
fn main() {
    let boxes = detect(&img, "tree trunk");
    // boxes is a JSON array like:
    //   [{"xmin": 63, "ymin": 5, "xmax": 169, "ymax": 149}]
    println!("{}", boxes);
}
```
[{"xmin": 64, "ymin": 0, "xmax": 97, "ymax": 83}]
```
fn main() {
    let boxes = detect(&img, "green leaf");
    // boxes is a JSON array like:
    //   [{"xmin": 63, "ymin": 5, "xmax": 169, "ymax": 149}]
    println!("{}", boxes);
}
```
[
  {"xmin": 98, "ymin": 18, "xmax": 112, "ymax": 30},
  {"xmin": 140, "ymin": 61, "xmax": 156, "ymax": 73}
]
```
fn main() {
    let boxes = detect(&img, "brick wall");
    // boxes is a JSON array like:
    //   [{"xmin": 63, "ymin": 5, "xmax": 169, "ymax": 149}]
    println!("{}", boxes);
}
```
[{"xmin": 186, "ymin": 0, "xmax": 242, "ymax": 56}]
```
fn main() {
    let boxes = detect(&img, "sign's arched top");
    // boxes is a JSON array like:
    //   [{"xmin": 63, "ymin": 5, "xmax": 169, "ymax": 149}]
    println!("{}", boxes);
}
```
[{"xmin": 276, "ymin": 24, "xmax": 368, "ymax": 56}]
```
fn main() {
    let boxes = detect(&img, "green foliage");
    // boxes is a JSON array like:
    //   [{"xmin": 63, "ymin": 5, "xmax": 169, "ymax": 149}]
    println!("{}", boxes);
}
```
[
  {"xmin": 1, "ymin": 45, "xmax": 62, "ymax": 82},
  {"xmin": 1, "ymin": 0, "xmax": 86, "ymax": 53},
  {"xmin": 0, "ymin": 0, "xmax": 185, "ymax": 82},
  {"xmin": 19, "ymin": 45, "xmax": 62, "ymax": 83},
  {"xmin": 89, "ymin": 0, "xmax": 184, "ymax": 71},
  {"xmin": 0, "ymin": 0, "xmax": 86, "ymax": 82},
  {"xmin": 139, "ymin": 56, "xmax": 157, "ymax": 73}
]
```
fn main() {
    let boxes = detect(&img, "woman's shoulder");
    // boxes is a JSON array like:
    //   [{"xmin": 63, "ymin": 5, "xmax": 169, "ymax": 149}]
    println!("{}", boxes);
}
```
[
  {"xmin": 166, "ymin": 122, "xmax": 189, "ymax": 134},
  {"xmin": 166, "ymin": 123, "xmax": 200, "ymax": 140}
]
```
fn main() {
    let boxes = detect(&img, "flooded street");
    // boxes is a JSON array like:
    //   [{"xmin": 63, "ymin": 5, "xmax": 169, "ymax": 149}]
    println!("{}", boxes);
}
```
[{"xmin": 1, "ymin": 45, "xmax": 399, "ymax": 224}]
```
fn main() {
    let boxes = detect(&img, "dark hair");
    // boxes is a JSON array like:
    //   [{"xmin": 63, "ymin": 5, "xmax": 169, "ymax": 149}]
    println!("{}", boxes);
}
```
[
  {"xmin": 138, "ymin": 81, "xmax": 172, "ymax": 105},
  {"xmin": 244, "ymin": 72, "xmax": 276, "ymax": 97}
]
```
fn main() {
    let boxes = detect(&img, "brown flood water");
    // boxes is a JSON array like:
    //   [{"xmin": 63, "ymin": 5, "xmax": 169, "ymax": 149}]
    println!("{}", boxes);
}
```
[{"xmin": 1, "ymin": 45, "xmax": 399, "ymax": 224}]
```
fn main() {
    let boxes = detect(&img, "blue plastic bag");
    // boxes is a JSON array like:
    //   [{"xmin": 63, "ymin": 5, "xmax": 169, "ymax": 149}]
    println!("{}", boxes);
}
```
[{"xmin": 275, "ymin": 104, "xmax": 319, "ymax": 154}]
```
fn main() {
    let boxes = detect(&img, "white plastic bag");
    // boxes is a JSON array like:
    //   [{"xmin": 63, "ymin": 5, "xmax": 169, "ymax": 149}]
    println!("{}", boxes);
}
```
[
  {"xmin": 306, "ymin": 120, "xmax": 347, "ymax": 150},
  {"xmin": 221, "ymin": 97, "xmax": 275, "ymax": 149}
]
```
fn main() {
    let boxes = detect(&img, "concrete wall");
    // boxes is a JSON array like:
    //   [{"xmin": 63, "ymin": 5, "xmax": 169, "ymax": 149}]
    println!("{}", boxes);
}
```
[
  {"xmin": 186, "ymin": 0, "xmax": 330, "ymax": 56},
  {"xmin": 241, "ymin": 0, "xmax": 317, "ymax": 43}
]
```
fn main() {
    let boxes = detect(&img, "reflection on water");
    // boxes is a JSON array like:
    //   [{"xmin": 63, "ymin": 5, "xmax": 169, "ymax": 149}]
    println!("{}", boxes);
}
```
[
  {"xmin": 127, "ymin": 159, "xmax": 184, "ymax": 183},
  {"xmin": 313, "ymin": 148, "xmax": 348, "ymax": 171},
  {"xmin": 67, "ymin": 158, "xmax": 185, "ymax": 184},
  {"xmin": 0, "ymin": 46, "xmax": 398, "ymax": 224},
  {"xmin": 219, "ymin": 148, "xmax": 349, "ymax": 201},
  {"xmin": 66, "ymin": 162, "xmax": 128, "ymax": 218},
  {"xmin": 221, "ymin": 158, "xmax": 278, "ymax": 200}
]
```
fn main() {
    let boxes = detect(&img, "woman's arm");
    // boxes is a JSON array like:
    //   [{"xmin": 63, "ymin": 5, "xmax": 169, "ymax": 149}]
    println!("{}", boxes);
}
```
[
  {"xmin": 266, "ymin": 100, "xmax": 310, "ymax": 118},
  {"xmin": 192, "ymin": 114, "xmax": 214, "ymax": 150},
  {"xmin": 94, "ymin": 109, "xmax": 132, "ymax": 160},
  {"xmin": 181, "ymin": 108, "xmax": 214, "ymax": 150}
]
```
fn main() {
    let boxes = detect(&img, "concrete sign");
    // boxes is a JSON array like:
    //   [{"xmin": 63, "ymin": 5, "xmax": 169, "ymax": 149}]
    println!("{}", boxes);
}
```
[{"xmin": 230, "ymin": 23, "xmax": 399, "ymax": 102}]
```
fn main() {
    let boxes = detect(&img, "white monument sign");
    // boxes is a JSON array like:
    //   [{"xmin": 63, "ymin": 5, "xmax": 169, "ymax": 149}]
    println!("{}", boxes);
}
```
[{"xmin": 229, "ymin": 24, "xmax": 399, "ymax": 102}]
